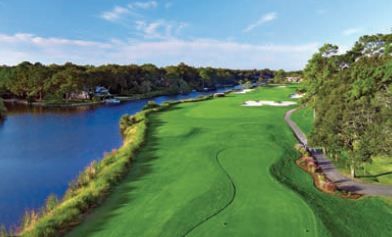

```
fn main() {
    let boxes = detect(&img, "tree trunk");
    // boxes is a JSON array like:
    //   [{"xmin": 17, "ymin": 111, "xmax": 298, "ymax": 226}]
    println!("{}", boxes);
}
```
[{"xmin": 350, "ymin": 160, "xmax": 356, "ymax": 178}]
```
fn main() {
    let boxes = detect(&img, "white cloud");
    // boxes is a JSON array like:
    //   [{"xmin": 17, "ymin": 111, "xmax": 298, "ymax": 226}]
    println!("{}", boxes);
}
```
[
  {"xmin": 130, "ymin": 1, "xmax": 158, "ymax": 9},
  {"xmin": 0, "ymin": 32, "xmax": 319, "ymax": 70},
  {"xmin": 342, "ymin": 27, "xmax": 363, "ymax": 36},
  {"xmin": 244, "ymin": 12, "xmax": 277, "ymax": 33},
  {"xmin": 100, "ymin": 1, "xmax": 182, "ymax": 39},
  {"xmin": 0, "ymin": 33, "xmax": 111, "ymax": 48},
  {"xmin": 135, "ymin": 20, "xmax": 187, "ymax": 39},
  {"xmin": 101, "ymin": 1, "xmax": 158, "ymax": 22},
  {"xmin": 101, "ymin": 6, "xmax": 130, "ymax": 22}
]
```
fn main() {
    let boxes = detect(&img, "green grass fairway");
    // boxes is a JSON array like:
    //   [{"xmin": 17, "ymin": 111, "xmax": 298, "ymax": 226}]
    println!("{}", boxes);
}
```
[{"xmin": 67, "ymin": 86, "xmax": 392, "ymax": 237}]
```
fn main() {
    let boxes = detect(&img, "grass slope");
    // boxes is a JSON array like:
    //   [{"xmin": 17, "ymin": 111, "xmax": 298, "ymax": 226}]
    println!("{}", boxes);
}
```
[
  {"xmin": 362, "ymin": 156, "xmax": 392, "ymax": 184},
  {"xmin": 271, "ymin": 149, "xmax": 392, "ymax": 237},
  {"xmin": 67, "ymin": 86, "xmax": 391, "ymax": 237},
  {"xmin": 291, "ymin": 107, "xmax": 313, "ymax": 136}
]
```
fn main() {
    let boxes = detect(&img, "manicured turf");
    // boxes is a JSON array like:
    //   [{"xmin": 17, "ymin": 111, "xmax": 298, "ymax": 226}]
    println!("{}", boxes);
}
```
[
  {"xmin": 67, "ymin": 86, "xmax": 392, "ymax": 237},
  {"xmin": 360, "ymin": 156, "xmax": 392, "ymax": 184},
  {"xmin": 291, "ymin": 106, "xmax": 314, "ymax": 136}
]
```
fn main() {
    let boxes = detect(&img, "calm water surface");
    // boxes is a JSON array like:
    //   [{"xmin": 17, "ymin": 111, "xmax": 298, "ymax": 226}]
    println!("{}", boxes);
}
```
[{"xmin": 0, "ymin": 89, "xmax": 232, "ymax": 228}]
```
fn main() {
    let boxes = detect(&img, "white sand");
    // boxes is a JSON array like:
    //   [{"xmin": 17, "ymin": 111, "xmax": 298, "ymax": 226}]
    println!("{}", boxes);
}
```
[
  {"xmin": 234, "ymin": 89, "xmax": 254, "ymax": 94},
  {"xmin": 243, "ymin": 100, "xmax": 297, "ymax": 107},
  {"xmin": 290, "ymin": 93, "xmax": 305, "ymax": 99}
]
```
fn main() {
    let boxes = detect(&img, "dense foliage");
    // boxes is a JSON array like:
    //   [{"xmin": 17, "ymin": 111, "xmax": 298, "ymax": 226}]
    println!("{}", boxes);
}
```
[
  {"xmin": 271, "ymin": 69, "xmax": 302, "ymax": 84},
  {"xmin": 302, "ymin": 33, "xmax": 392, "ymax": 177},
  {"xmin": 0, "ymin": 98, "xmax": 5, "ymax": 120},
  {"xmin": 0, "ymin": 62, "xmax": 273, "ymax": 103}
]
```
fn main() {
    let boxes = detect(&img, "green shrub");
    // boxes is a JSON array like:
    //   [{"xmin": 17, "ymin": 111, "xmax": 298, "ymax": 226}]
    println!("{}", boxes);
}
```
[
  {"xmin": 143, "ymin": 100, "xmax": 160, "ymax": 110},
  {"xmin": 294, "ymin": 144, "xmax": 309, "ymax": 156},
  {"xmin": 119, "ymin": 114, "xmax": 138, "ymax": 137}
]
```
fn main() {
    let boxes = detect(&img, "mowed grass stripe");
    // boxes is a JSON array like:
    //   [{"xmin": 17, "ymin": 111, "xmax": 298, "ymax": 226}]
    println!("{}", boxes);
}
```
[
  {"xmin": 182, "ymin": 149, "xmax": 236, "ymax": 237},
  {"xmin": 67, "ymin": 86, "xmax": 325, "ymax": 237}
]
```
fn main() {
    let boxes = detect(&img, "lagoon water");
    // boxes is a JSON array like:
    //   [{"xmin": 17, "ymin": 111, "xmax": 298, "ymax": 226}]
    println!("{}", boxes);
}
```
[{"xmin": 0, "ymin": 89, "xmax": 232, "ymax": 228}]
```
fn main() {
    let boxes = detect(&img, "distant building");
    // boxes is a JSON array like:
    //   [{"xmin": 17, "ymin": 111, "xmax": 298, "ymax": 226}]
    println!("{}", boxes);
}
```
[
  {"xmin": 286, "ymin": 77, "xmax": 302, "ymax": 83},
  {"xmin": 339, "ymin": 63, "xmax": 350, "ymax": 70},
  {"xmin": 362, "ymin": 40, "xmax": 386, "ymax": 57},
  {"xmin": 95, "ymin": 86, "xmax": 111, "ymax": 96},
  {"xmin": 69, "ymin": 91, "xmax": 89, "ymax": 100}
]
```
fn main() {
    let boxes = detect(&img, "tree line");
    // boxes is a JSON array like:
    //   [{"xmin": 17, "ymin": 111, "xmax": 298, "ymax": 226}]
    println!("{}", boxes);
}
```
[
  {"xmin": 302, "ymin": 33, "xmax": 392, "ymax": 177},
  {"xmin": 0, "ymin": 98, "xmax": 5, "ymax": 120},
  {"xmin": 0, "ymin": 62, "xmax": 274, "ymax": 103}
]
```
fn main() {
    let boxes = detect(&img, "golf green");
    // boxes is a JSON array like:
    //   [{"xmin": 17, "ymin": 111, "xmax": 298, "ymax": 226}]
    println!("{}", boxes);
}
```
[{"xmin": 67, "ymin": 86, "xmax": 328, "ymax": 236}]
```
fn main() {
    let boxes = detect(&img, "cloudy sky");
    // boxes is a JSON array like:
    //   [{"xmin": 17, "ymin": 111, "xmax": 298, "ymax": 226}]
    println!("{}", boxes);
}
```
[{"xmin": 0, "ymin": 0, "xmax": 390, "ymax": 69}]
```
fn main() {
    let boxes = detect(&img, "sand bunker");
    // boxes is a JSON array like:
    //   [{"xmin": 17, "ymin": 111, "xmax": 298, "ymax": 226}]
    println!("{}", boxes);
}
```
[
  {"xmin": 290, "ymin": 93, "xmax": 305, "ymax": 99},
  {"xmin": 243, "ymin": 100, "xmax": 297, "ymax": 107},
  {"xmin": 235, "ymin": 89, "xmax": 254, "ymax": 94}
]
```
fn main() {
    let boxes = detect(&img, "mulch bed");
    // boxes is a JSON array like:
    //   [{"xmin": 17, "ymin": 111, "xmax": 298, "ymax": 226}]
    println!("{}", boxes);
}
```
[{"xmin": 296, "ymin": 155, "xmax": 362, "ymax": 199}]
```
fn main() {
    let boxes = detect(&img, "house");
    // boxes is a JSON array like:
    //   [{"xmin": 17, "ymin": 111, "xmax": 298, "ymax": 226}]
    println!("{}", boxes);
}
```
[
  {"xmin": 69, "ymin": 91, "xmax": 89, "ymax": 100},
  {"xmin": 362, "ymin": 41, "xmax": 385, "ymax": 57},
  {"xmin": 286, "ymin": 77, "xmax": 302, "ymax": 83},
  {"xmin": 339, "ymin": 63, "xmax": 350, "ymax": 70},
  {"xmin": 95, "ymin": 86, "xmax": 111, "ymax": 96}
]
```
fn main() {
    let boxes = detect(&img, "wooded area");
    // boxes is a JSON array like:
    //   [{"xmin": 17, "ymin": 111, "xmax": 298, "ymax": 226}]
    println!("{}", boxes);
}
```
[
  {"xmin": 302, "ymin": 33, "xmax": 392, "ymax": 177},
  {"xmin": 0, "ymin": 62, "xmax": 273, "ymax": 103},
  {"xmin": 0, "ymin": 98, "xmax": 5, "ymax": 120}
]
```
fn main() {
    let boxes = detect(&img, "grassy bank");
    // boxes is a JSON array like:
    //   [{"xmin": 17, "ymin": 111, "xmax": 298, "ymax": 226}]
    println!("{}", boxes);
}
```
[
  {"xmin": 271, "ymin": 149, "xmax": 392, "ymax": 237},
  {"xmin": 18, "ymin": 107, "xmax": 151, "ymax": 236},
  {"xmin": 291, "ymin": 107, "xmax": 313, "ymax": 136}
]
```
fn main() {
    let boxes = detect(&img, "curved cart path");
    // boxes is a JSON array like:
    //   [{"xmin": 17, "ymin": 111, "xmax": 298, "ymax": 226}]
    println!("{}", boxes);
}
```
[{"xmin": 285, "ymin": 109, "xmax": 392, "ymax": 197}]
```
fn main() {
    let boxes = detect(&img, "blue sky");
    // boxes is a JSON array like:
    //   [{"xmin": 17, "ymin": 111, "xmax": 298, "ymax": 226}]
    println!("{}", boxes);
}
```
[{"xmin": 0, "ymin": 0, "xmax": 390, "ymax": 69}]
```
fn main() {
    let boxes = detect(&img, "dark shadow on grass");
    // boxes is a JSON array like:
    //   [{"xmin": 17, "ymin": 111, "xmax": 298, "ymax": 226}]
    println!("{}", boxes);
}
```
[
  {"xmin": 334, "ymin": 179, "xmax": 351, "ymax": 184},
  {"xmin": 181, "ymin": 148, "xmax": 236, "ymax": 237},
  {"xmin": 337, "ymin": 185, "xmax": 363, "ymax": 193},
  {"xmin": 357, "ymin": 171, "xmax": 392, "ymax": 179}
]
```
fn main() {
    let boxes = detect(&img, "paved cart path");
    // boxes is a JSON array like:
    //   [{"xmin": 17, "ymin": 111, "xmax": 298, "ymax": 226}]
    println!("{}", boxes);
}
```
[{"xmin": 285, "ymin": 109, "xmax": 392, "ymax": 197}]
